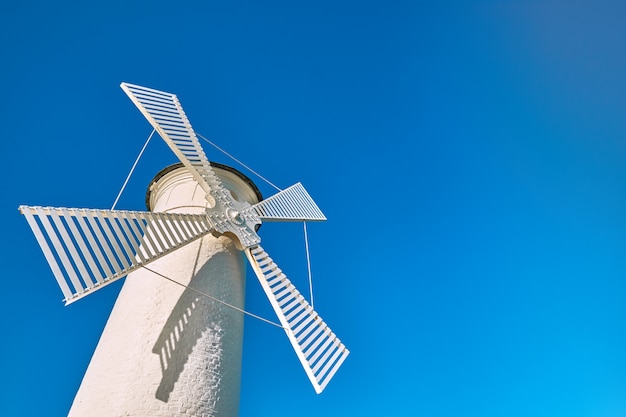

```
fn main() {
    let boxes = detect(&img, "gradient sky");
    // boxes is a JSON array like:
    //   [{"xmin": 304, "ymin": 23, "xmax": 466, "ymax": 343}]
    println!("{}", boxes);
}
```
[{"xmin": 2, "ymin": 1, "xmax": 626, "ymax": 416}]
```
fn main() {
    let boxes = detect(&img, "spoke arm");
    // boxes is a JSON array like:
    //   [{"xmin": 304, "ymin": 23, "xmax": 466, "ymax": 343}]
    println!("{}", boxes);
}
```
[
  {"xmin": 243, "ymin": 183, "xmax": 327, "ymax": 222},
  {"xmin": 245, "ymin": 244, "xmax": 348, "ymax": 393},
  {"xmin": 121, "ymin": 83, "xmax": 233, "ymax": 208},
  {"xmin": 20, "ymin": 205, "xmax": 214, "ymax": 304}
]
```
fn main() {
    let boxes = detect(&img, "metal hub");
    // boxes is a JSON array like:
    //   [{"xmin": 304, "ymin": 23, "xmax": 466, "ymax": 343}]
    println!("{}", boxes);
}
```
[{"xmin": 227, "ymin": 208, "xmax": 244, "ymax": 225}]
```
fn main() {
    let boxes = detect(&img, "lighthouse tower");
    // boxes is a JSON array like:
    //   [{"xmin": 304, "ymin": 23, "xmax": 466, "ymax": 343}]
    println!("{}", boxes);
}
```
[{"xmin": 68, "ymin": 163, "xmax": 262, "ymax": 417}]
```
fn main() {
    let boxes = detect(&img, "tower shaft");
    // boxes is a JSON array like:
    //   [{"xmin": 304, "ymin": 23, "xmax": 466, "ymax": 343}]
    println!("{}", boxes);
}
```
[{"xmin": 68, "ymin": 165, "xmax": 260, "ymax": 417}]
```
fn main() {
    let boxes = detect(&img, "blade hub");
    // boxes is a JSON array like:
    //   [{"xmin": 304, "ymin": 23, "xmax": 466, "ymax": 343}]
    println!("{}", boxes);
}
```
[
  {"xmin": 227, "ymin": 208, "xmax": 244, "ymax": 225},
  {"xmin": 226, "ymin": 208, "xmax": 244, "ymax": 226}
]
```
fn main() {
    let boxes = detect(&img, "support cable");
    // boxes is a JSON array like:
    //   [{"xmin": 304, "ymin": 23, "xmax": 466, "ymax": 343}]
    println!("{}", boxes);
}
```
[
  {"xmin": 303, "ymin": 222, "xmax": 314, "ymax": 308},
  {"xmin": 111, "ymin": 129, "xmax": 156, "ymax": 210},
  {"xmin": 197, "ymin": 132, "xmax": 282, "ymax": 192},
  {"xmin": 142, "ymin": 265, "xmax": 285, "ymax": 329}
]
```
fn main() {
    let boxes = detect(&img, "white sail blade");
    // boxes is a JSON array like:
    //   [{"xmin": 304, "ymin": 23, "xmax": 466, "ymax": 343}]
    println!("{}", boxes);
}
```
[
  {"xmin": 120, "ymin": 82, "xmax": 230, "ymax": 206},
  {"xmin": 20, "ymin": 205, "xmax": 214, "ymax": 305},
  {"xmin": 246, "ymin": 245, "xmax": 348, "ymax": 393},
  {"xmin": 242, "ymin": 183, "xmax": 326, "ymax": 222}
]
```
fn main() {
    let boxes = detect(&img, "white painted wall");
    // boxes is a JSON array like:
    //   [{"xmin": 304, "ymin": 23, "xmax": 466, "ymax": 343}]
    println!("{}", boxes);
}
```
[{"xmin": 68, "ymin": 165, "xmax": 260, "ymax": 417}]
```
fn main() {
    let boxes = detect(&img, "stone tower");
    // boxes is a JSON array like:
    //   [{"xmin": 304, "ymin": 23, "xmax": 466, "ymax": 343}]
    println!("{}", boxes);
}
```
[{"xmin": 68, "ymin": 163, "xmax": 261, "ymax": 417}]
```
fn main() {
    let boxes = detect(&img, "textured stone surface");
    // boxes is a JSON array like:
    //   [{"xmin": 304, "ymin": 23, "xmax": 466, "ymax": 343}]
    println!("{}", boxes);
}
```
[{"xmin": 67, "ymin": 166, "xmax": 258, "ymax": 417}]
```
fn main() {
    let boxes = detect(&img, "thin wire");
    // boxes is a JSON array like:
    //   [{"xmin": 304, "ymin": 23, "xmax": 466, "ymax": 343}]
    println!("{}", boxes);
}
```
[
  {"xmin": 303, "ymin": 221, "xmax": 314, "ymax": 308},
  {"xmin": 111, "ymin": 129, "xmax": 156, "ymax": 210},
  {"xmin": 142, "ymin": 265, "xmax": 285, "ymax": 329},
  {"xmin": 197, "ymin": 132, "xmax": 282, "ymax": 192}
]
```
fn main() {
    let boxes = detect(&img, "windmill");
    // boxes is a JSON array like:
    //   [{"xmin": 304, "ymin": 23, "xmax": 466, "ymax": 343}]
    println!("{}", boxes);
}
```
[{"xmin": 19, "ymin": 83, "xmax": 349, "ymax": 416}]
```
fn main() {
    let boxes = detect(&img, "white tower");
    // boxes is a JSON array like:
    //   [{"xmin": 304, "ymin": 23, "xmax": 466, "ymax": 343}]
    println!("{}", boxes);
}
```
[
  {"xmin": 20, "ymin": 83, "xmax": 349, "ymax": 417},
  {"xmin": 68, "ymin": 163, "xmax": 261, "ymax": 416}
]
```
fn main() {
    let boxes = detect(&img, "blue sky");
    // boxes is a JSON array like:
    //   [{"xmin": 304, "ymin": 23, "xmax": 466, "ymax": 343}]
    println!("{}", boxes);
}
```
[{"xmin": 2, "ymin": 1, "xmax": 626, "ymax": 416}]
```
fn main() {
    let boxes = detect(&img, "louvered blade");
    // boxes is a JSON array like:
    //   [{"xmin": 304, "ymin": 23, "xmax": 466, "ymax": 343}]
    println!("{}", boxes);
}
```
[
  {"xmin": 120, "ymin": 82, "xmax": 230, "ymax": 206},
  {"xmin": 20, "ymin": 205, "xmax": 214, "ymax": 305},
  {"xmin": 242, "ymin": 183, "xmax": 326, "ymax": 222},
  {"xmin": 246, "ymin": 245, "xmax": 349, "ymax": 393}
]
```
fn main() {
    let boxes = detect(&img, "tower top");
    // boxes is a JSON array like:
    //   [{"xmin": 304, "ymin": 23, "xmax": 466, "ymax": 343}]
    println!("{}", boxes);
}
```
[{"xmin": 146, "ymin": 162, "xmax": 263, "ymax": 212}]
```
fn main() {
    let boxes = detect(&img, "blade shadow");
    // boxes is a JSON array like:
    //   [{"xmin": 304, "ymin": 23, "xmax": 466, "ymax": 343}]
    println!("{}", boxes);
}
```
[{"xmin": 152, "ymin": 242, "xmax": 244, "ymax": 403}]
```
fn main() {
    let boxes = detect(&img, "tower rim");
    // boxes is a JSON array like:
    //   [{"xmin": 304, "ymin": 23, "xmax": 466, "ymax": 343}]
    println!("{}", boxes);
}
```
[{"xmin": 145, "ymin": 162, "xmax": 264, "ymax": 211}]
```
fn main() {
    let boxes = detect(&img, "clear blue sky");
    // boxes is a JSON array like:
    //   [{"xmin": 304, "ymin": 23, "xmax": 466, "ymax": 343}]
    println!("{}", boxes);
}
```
[{"xmin": 2, "ymin": 1, "xmax": 626, "ymax": 416}]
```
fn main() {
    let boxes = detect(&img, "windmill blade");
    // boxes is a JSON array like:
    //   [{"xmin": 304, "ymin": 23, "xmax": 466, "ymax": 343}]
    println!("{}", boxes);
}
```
[
  {"xmin": 246, "ymin": 245, "xmax": 349, "ymax": 393},
  {"xmin": 20, "ymin": 205, "xmax": 214, "ymax": 305},
  {"xmin": 120, "ymin": 82, "xmax": 230, "ymax": 206},
  {"xmin": 242, "ymin": 183, "xmax": 327, "ymax": 222}
]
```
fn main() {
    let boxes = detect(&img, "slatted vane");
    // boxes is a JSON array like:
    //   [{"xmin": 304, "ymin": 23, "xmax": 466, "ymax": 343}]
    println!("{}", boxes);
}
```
[
  {"xmin": 19, "ymin": 205, "xmax": 214, "ymax": 304},
  {"xmin": 120, "ymin": 82, "xmax": 228, "ymax": 204},
  {"xmin": 244, "ymin": 183, "xmax": 327, "ymax": 222},
  {"xmin": 121, "ymin": 82, "xmax": 264, "ymax": 248},
  {"xmin": 246, "ymin": 245, "xmax": 349, "ymax": 393}
]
